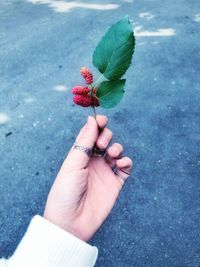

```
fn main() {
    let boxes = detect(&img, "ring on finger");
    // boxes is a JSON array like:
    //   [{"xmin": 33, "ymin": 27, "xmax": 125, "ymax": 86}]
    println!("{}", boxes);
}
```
[
  {"xmin": 118, "ymin": 168, "xmax": 131, "ymax": 176},
  {"xmin": 112, "ymin": 165, "xmax": 130, "ymax": 183},
  {"xmin": 73, "ymin": 143, "xmax": 93, "ymax": 157}
]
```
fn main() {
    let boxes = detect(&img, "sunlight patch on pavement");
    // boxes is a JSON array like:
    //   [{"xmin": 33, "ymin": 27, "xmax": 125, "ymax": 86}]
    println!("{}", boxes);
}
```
[
  {"xmin": 135, "ymin": 26, "xmax": 176, "ymax": 37},
  {"xmin": 53, "ymin": 85, "xmax": 68, "ymax": 92},
  {"xmin": 24, "ymin": 97, "xmax": 35, "ymax": 103},
  {"xmin": 123, "ymin": 0, "xmax": 134, "ymax": 3},
  {"xmin": 18, "ymin": 114, "xmax": 24, "ymax": 119},
  {"xmin": 137, "ymin": 42, "xmax": 146, "ymax": 46},
  {"xmin": 139, "ymin": 12, "xmax": 155, "ymax": 20},
  {"xmin": 194, "ymin": 14, "xmax": 200, "ymax": 22},
  {"xmin": 0, "ymin": 113, "xmax": 10, "ymax": 125},
  {"xmin": 27, "ymin": 0, "xmax": 119, "ymax": 12}
]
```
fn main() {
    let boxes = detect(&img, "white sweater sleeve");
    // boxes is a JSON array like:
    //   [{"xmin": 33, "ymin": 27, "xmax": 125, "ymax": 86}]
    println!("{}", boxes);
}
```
[{"xmin": 0, "ymin": 215, "xmax": 98, "ymax": 267}]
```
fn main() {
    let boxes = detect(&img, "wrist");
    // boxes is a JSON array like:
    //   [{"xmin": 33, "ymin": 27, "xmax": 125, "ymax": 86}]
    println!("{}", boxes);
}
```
[{"xmin": 43, "ymin": 212, "xmax": 89, "ymax": 242}]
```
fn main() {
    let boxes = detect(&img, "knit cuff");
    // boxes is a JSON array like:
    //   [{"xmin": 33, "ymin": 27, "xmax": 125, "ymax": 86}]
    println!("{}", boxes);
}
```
[{"xmin": 9, "ymin": 215, "xmax": 98, "ymax": 267}]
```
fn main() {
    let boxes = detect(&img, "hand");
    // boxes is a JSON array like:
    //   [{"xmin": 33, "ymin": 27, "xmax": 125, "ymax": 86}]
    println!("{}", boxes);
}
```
[{"xmin": 44, "ymin": 115, "xmax": 133, "ymax": 241}]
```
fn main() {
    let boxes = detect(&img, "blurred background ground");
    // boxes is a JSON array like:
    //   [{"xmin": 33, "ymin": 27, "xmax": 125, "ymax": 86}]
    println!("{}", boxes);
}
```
[{"xmin": 0, "ymin": 0, "xmax": 200, "ymax": 266}]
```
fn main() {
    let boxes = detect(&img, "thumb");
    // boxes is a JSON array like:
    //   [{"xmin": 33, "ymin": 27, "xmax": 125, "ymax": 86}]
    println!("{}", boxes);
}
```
[
  {"xmin": 76, "ymin": 116, "xmax": 99, "ymax": 148},
  {"xmin": 65, "ymin": 116, "xmax": 98, "ymax": 169}
]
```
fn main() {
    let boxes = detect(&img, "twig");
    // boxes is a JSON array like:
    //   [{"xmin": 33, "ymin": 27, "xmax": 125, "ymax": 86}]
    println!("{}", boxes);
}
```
[{"xmin": 92, "ymin": 105, "xmax": 97, "ymax": 120}]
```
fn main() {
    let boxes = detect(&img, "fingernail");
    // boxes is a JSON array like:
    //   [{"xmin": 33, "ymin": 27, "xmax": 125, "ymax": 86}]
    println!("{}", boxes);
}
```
[{"xmin": 99, "ymin": 138, "xmax": 107, "ymax": 148}]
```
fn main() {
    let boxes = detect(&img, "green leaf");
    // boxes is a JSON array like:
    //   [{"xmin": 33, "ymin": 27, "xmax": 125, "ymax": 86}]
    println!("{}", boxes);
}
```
[
  {"xmin": 97, "ymin": 79, "xmax": 126, "ymax": 108},
  {"xmin": 93, "ymin": 16, "xmax": 135, "ymax": 81}
]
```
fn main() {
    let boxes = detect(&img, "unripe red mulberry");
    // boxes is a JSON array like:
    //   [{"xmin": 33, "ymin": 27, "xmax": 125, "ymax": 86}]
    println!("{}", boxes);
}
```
[
  {"xmin": 72, "ymin": 86, "xmax": 90, "ymax": 95},
  {"xmin": 80, "ymin": 67, "xmax": 93, "ymax": 85},
  {"xmin": 73, "ymin": 95, "xmax": 92, "ymax": 107}
]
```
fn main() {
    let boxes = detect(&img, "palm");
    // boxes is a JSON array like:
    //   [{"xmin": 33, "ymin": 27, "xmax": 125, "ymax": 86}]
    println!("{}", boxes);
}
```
[
  {"xmin": 77, "ymin": 157, "xmax": 121, "ymax": 238},
  {"xmin": 88, "ymin": 157, "xmax": 121, "ymax": 211}
]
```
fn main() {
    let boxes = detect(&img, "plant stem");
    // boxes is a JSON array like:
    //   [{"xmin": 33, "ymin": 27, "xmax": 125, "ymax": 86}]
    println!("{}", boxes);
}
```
[
  {"xmin": 93, "ymin": 74, "xmax": 104, "ymax": 87},
  {"xmin": 89, "ymin": 84, "xmax": 97, "ymax": 120},
  {"xmin": 92, "ymin": 105, "xmax": 97, "ymax": 119},
  {"xmin": 90, "ymin": 84, "xmax": 102, "ymax": 157}
]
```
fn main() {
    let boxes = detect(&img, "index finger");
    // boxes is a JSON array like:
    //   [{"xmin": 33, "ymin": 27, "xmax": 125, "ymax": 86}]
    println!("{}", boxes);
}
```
[{"xmin": 96, "ymin": 115, "xmax": 108, "ymax": 129}]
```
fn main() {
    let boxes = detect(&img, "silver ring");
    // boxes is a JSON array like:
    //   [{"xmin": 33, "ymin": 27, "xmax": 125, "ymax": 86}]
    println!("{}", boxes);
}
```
[
  {"xmin": 73, "ymin": 143, "xmax": 93, "ymax": 157},
  {"xmin": 112, "ymin": 165, "xmax": 127, "ymax": 183}
]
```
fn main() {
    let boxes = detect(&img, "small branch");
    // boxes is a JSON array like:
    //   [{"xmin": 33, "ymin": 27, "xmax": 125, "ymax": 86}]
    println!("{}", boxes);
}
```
[
  {"xmin": 92, "ymin": 105, "xmax": 97, "ymax": 120},
  {"xmin": 90, "ymin": 84, "xmax": 97, "ymax": 120}
]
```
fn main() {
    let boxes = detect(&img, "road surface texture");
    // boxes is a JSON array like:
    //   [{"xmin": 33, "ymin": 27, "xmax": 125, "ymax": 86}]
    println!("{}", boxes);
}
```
[{"xmin": 0, "ymin": 0, "xmax": 200, "ymax": 266}]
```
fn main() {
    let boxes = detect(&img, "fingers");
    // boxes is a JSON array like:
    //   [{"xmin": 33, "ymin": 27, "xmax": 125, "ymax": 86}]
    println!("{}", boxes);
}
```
[
  {"xmin": 116, "ymin": 157, "xmax": 133, "ymax": 172},
  {"xmin": 95, "ymin": 115, "xmax": 111, "ymax": 150},
  {"xmin": 65, "ymin": 115, "xmax": 108, "ymax": 170},
  {"xmin": 76, "ymin": 115, "xmax": 108, "ymax": 148},
  {"xmin": 106, "ymin": 143, "xmax": 132, "ymax": 186},
  {"xmin": 66, "ymin": 116, "xmax": 99, "ymax": 169},
  {"xmin": 108, "ymin": 143, "xmax": 123, "ymax": 159},
  {"xmin": 95, "ymin": 115, "xmax": 108, "ymax": 129},
  {"xmin": 96, "ymin": 128, "xmax": 113, "ymax": 150},
  {"xmin": 75, "ymin": 116, "xmax": 98, "ymax": 147},
  {"xmin": 115, "ymin": 157, "xmax": 133, "ymax": 185},
  {"xmin": 105, "ymin": 143, "xmax": 123, "ymax": 168}
]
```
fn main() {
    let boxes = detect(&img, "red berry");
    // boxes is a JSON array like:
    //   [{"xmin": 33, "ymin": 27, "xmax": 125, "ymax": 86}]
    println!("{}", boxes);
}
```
[
  {"xmin": 80, "ymin": 67, "xmax": 89, "ymax": 77},
  {"xmin": 80, "ymin": 67, "xmax": 93, "ymax": 85},
  {"xmin": 85, "ymin": 75, "xmax": 93, "ymax": 85},
  {"xmin": 73, "ymin": 95, "xmax": 92, "ymax": 107},
  {"xmin": 72, "ymin": 86, "xmax": 90, "ymax": 95},
  {"xmin": 92, "ymin": 96, "xmax": 99, "ymax": 107}
]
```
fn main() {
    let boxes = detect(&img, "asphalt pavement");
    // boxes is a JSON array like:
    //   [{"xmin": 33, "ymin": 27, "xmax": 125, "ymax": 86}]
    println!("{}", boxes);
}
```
[{"xmin": 0, "ymin": 0, "xmax": 200, "ymax": 266}]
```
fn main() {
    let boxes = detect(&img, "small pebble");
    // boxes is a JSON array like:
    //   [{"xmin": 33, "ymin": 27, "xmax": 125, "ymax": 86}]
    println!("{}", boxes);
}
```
[{"xmin": 5, "ymin": 132, "xmax": 12, "ymax": 137}]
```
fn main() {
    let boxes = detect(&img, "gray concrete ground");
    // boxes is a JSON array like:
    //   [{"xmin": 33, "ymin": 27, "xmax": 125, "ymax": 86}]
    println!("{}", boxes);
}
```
[{"xmin": 0, "ymin": 0, "xmax": 200, "ymax": 266}]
